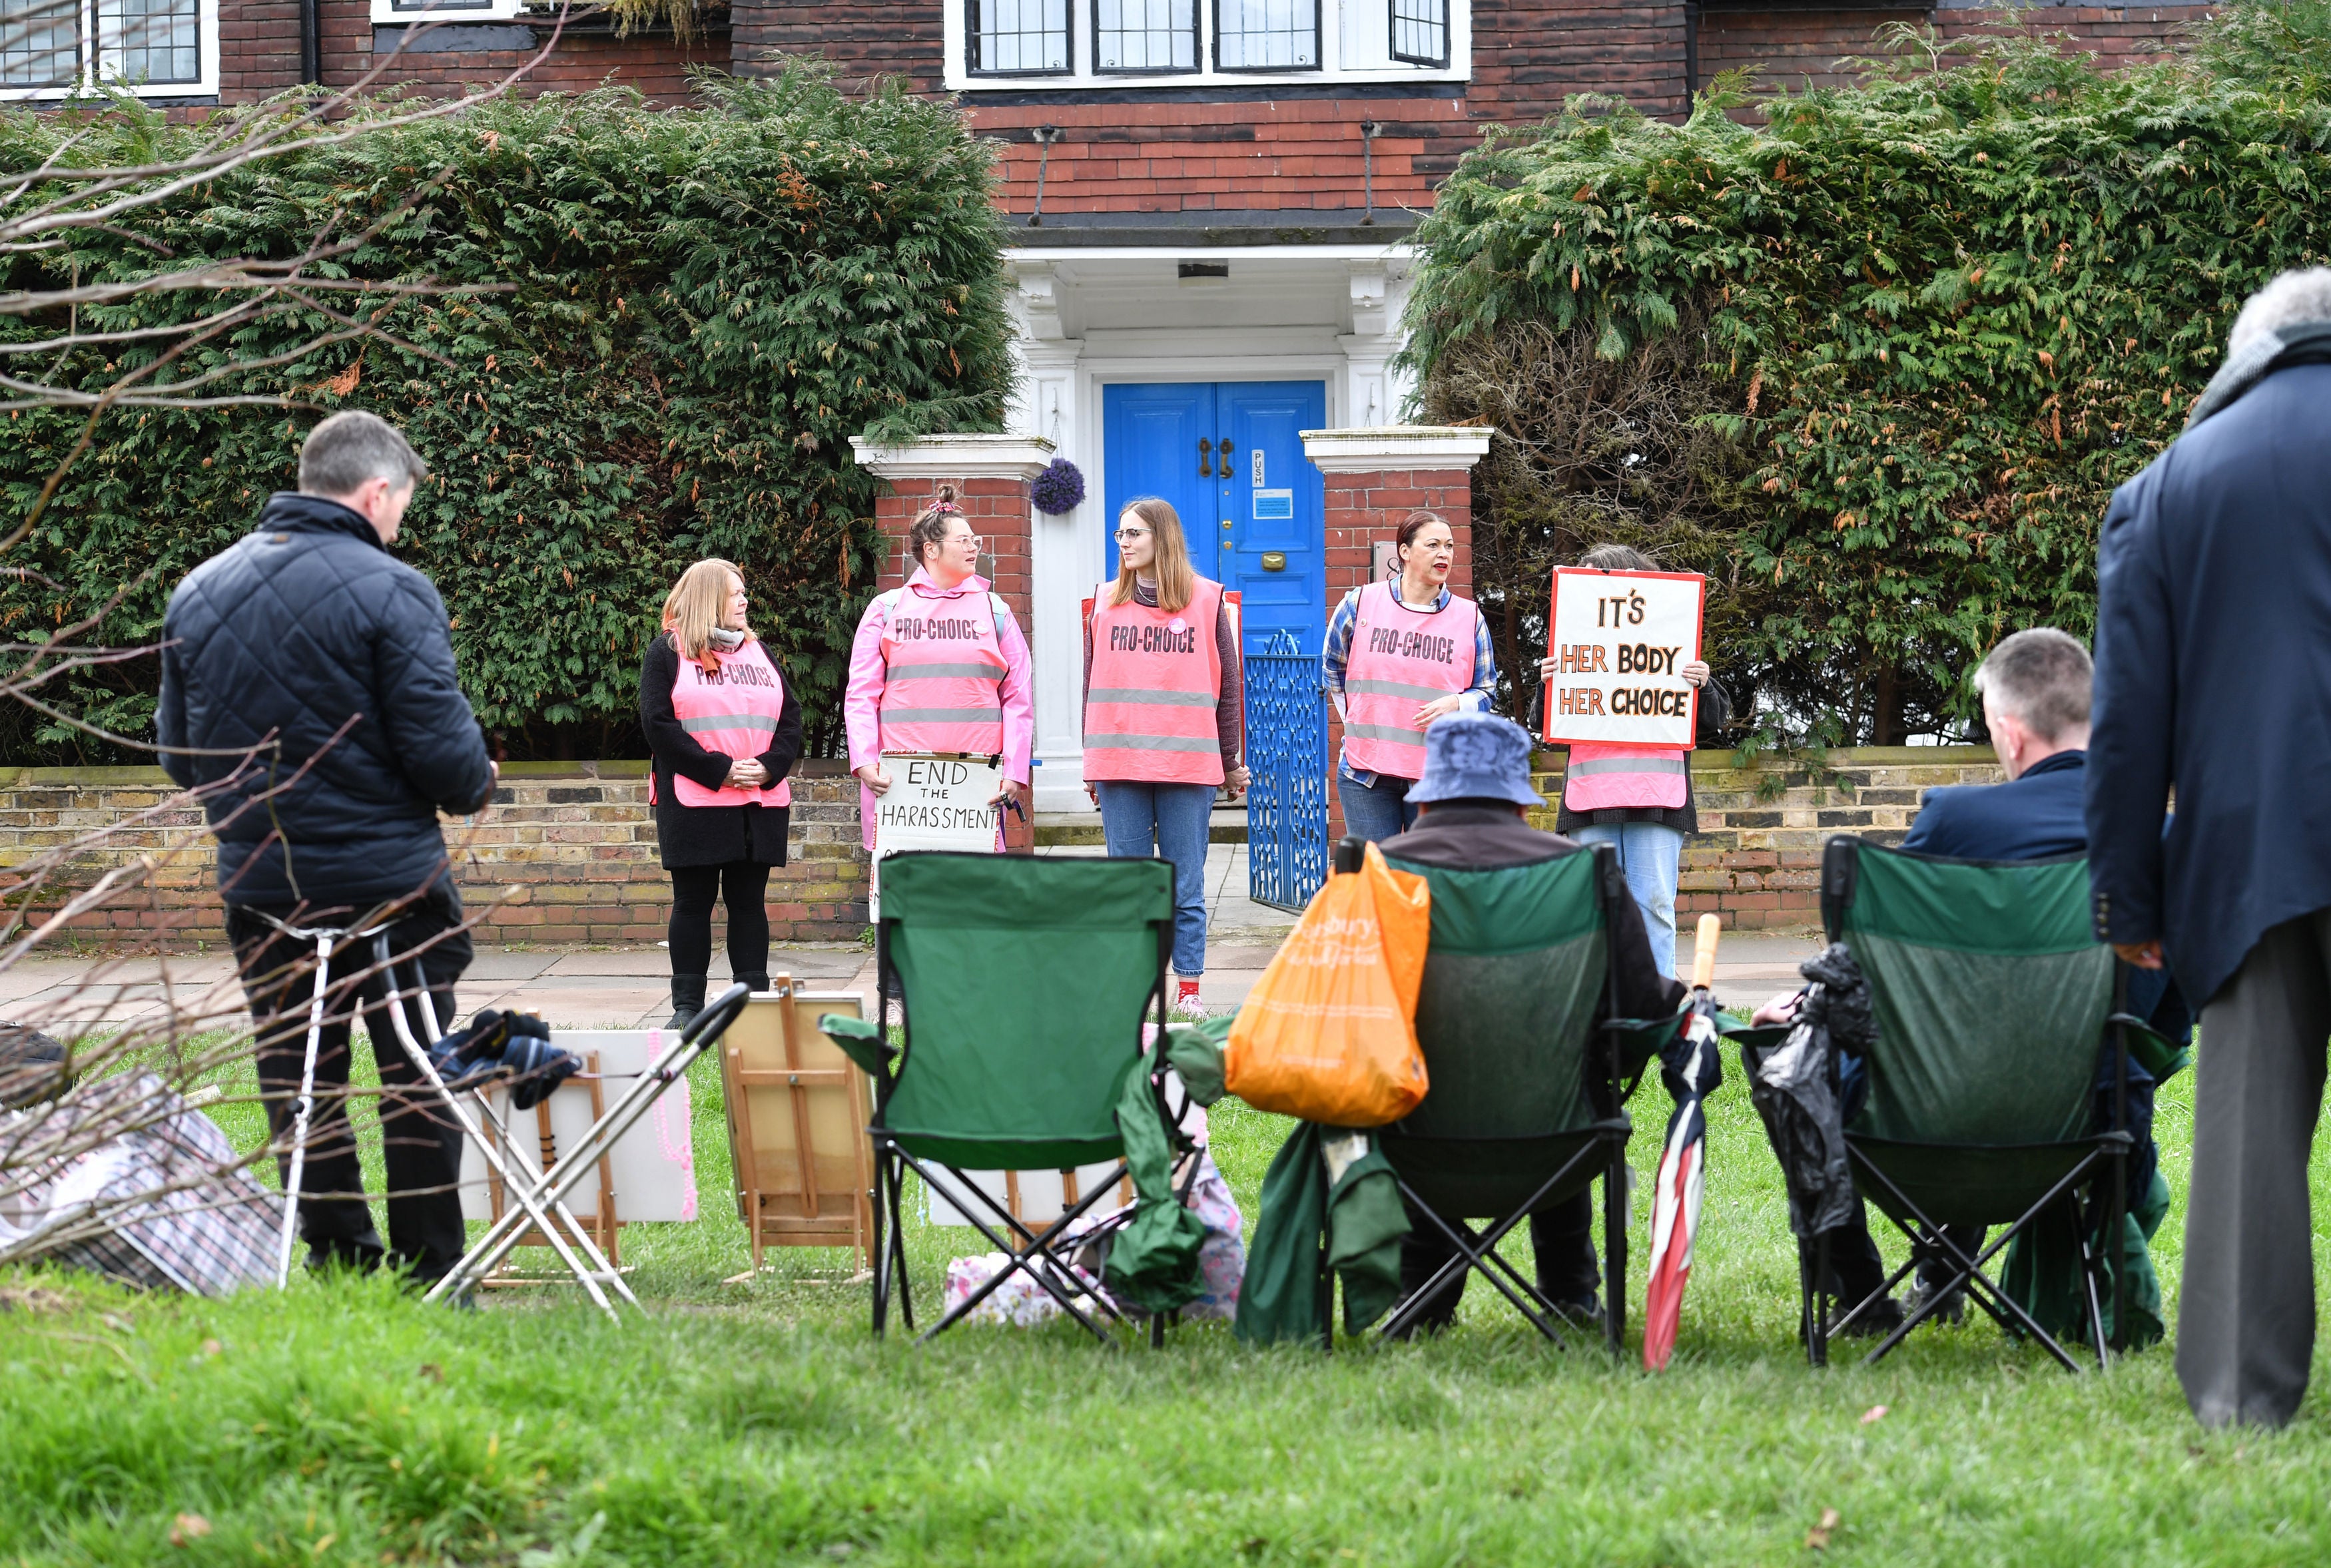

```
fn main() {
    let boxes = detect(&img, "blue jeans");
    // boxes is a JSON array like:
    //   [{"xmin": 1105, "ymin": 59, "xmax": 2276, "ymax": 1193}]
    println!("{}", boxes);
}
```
[
  {"xmin": 1094, "ymin": 780, "xmax": 1213, "ymax": 978},
  {"xmin": 1568, "ymin": 820, "xmax": 1684, "ymax": 978},
  {"xmin": 1337, "ymin": 770, "xmax": 1418, "ymax": 845}
]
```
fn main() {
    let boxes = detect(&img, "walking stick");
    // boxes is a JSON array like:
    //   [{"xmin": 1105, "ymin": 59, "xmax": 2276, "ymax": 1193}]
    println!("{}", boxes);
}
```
[{"xmin": 274, "ymin": 925, "xmax": 334, "ymax": 1288}]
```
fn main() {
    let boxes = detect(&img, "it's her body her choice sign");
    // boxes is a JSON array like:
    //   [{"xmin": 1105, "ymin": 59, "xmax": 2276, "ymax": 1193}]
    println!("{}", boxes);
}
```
[{"xmin": 1541, "ymin": 567, "xmax": 1707, "ymax": 749}]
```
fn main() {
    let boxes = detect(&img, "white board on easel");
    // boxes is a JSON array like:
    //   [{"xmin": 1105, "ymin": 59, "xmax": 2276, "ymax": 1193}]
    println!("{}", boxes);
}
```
[
  {"xmin": 1541, "ymin": 566, "xmax": 1706, "ymax": 749},
  {"xmin": 456, "ymin": 1029, "xmax": 697, "ymax": 1226},
  {"xmin": 869, "ymin": 753, "xmax": 1004, "ymax": 919}
]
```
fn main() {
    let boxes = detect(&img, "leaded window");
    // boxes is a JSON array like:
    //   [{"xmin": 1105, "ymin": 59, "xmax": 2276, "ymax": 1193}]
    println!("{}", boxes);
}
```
[
  {"xmin": 972, "ymin": 0, "xmax": 1071, "ymax": 74},
  {"xmin": 1094, "ymin": 0, "xmax": 1195, "ymax": 73},
  {"xmin": 1213, "ymin": 0, "xmax": 1317, "ymax": 71},
  {"xmin": 1389, "ymin": 0, "xmax": 1447, "ymax": 68},
  {"xmin": 1, "ymin": 0, "xmax": 202, "ymax": 89}
]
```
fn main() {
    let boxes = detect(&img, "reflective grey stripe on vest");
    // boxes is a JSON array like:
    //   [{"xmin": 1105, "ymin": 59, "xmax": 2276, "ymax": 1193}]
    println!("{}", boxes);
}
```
[
  {"xmin": 1082, "ymin": 733, "xmax": 1219, "ymax": 753},
  {"xmin": 1346, "ymin": 678, "xmax": 1457, "ymax": 700},
  {"xmin": 1344, "ymin": 723, "xmax": 1427, "ymax": 746},
  {"xmin": 882, "ymin": 707, "xmax": 1005, "ymax": 723},
  {"xmin": 1567, "ymin": 754, "xmax": 1688, "ymax": 776},
  {"xmin": 1087, "ymin": 688, "xmax": 1216, "ymax": 707},
  {"xmin": 885, "ymin": 662, "xmax": 1004, "ymax": 680},
  {"xmin": 682, "ymin": 713, "xmax": 779, "ymax": 734}
]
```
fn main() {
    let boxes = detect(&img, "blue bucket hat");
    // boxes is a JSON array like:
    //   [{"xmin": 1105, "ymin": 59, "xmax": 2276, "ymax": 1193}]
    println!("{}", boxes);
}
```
[{"xmin": 1405, "ymin": 712, "xmax": 1544, "ymax": 808}]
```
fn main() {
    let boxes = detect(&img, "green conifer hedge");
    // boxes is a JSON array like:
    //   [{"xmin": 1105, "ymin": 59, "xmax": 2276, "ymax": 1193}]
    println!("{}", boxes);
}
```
[
  {"xmin": 0, "ymin": 67, "xmax": 1013, "ymax": 762},
  {"xmin": 1407, "ymin": 6, "xmax": 2331, "ymax": 742}
]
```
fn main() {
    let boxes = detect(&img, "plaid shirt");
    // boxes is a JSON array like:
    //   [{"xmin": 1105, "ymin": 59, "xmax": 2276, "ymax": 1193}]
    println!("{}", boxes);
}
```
[{"xmin": 1322, "ymin": 583, "xmax": 1499, "ymax": 788}]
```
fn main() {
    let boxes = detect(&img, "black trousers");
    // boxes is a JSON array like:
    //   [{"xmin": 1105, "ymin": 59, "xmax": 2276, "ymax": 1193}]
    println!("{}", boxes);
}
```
[
  {"xmin": 667, "ymin": 860, "xmax": 771, "ymax": 981},
  {"xmin": 228, "ymin": 885, "xmax": 472, "ymax": 1282},
  {"xmin": 1396, "ymin": 1190, "xmax": 1600, "ymax": 1330}
]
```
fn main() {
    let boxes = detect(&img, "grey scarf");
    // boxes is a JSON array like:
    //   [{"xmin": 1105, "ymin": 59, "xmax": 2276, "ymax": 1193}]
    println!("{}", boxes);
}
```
[
  {"xmin": 2185, "ymin": 320, "xmax": 2331, "ymax": 430},
  {"xmin": 707, "ymin": 627, "xmax": 747, "ymax": 653}
]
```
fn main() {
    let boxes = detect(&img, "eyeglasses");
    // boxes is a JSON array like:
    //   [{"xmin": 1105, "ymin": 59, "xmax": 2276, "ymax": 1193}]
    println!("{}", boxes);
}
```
[{"xmin": 1113, "ymin": 528, "xmax": 1152, "ymax": 542}]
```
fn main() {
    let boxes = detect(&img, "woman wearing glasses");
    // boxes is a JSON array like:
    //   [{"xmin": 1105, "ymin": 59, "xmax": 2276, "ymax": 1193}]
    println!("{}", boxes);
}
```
[
  {"xmin": 641, "ymin": 559, "xmax": 803, "ymax": 1029},
  {"xmin": 1084, "ymin": 497, "xmax": 1247, "ymax": 1021},
  {"xmin": 844, "ymin": 487, "xmax": 1035, "ymax": 858}
]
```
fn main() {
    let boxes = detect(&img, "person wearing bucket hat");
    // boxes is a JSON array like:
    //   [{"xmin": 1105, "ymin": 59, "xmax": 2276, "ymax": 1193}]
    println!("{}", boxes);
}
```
[{"xmin": 1377, "ymin": 712, "xmax": 1686, "ymax": 1331}]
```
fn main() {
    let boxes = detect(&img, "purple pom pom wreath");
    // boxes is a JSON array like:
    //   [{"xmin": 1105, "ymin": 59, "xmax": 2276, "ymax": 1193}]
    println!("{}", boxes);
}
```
[{"xmin": 1030, "ymin": 457, "xmax": 1086, "ymax": 516}]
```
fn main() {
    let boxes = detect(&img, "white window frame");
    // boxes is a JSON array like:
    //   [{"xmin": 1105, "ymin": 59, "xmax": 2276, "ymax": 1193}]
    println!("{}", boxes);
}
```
[
  {"xmin": 370, "ymin": 0, "xmax": 529, "ymax": 25},
  {"xmin": 945, "ymin": 0, "xmax": 1468, "ymax": 90},
  {"xmin": 0, "ymin": 0, "xmax": 218, "ymax": 101}
]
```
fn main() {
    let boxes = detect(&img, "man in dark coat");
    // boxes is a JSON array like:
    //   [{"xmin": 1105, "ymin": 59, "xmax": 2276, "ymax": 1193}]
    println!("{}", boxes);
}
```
[
  {"xmin": 158, "ymin": 410, "xmax": 497, "ymax": 1284},
  {"xmin": 2087, "ymin": 266, "xmax": 2331, "ymax": 1428},
  {"xmin": 1379, "ymin": 713, "xmax": 1683, "ymax": 1330}
]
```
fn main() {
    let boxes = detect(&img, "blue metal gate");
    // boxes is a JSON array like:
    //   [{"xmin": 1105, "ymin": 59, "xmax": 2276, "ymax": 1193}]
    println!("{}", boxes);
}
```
[{"xmin": 1245, "ymin": 628, "xmax": 1329, "ymax": 914}]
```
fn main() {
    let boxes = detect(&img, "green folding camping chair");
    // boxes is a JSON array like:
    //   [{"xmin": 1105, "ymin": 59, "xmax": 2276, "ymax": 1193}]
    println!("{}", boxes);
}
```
[
  {"xmin": 820, "ymin": 850, "xmax": 1192, "ymax": 1345},
  {"xmin": 1801, "ymin": 834, "xmax": 2161, "ymax": 1370},
  {"xmin": 1374, "ymin": 841, "xmax": 1680, "ymax": 1351}
]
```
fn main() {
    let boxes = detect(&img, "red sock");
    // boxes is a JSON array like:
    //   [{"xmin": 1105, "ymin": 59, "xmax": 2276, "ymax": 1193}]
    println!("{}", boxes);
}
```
[{"xmin": 1177, "ymin": 978, "xmax": 1201, "ymax": 1004}]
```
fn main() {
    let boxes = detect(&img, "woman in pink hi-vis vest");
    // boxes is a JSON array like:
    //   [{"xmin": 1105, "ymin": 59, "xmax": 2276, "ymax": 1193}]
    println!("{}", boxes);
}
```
[
  {"xmin": 843, "ymin": 488, "xmax": 1035, "ymax": 852},
  {"xmin": 640, "ymin": 559, "xmax": 803, "ymax": 1029},
  {"xmin": 1323, "ymin": 511, "xmax": 1498, "ymax": 844},
  {"xmin": 1084, "ymin": 497, "xmax": 1246, "ymax": 1021},
  {"xmin": 1537, "ymin": 543, "xmax": 1730, "ymax": 978}
]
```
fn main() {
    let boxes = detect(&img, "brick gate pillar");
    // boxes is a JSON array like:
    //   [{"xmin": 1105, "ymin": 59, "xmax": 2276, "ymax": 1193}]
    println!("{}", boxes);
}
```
[
  {"xmin": 1299, "ymin": 425, "xmax": 1495, "ymax": 840},
  {"xmin": 849, "ymin": 433, "xmax": 1056, "ymax": 853}
]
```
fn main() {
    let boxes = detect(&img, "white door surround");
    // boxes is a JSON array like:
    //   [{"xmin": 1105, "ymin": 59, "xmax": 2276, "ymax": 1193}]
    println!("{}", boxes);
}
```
[{"xmin": 1006, "ymin": 245, "xmax": 1415, "ymax": 812}]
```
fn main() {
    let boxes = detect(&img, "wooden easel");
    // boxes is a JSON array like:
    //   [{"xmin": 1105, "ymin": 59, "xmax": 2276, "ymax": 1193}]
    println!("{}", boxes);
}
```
[
  {"xmin": 719, "ymin": 975, "xmax": 874, "ymax": 1280},
  {"xmin": 478, "ymin": 1053, "xmax": 625, "ymax": 1286}
]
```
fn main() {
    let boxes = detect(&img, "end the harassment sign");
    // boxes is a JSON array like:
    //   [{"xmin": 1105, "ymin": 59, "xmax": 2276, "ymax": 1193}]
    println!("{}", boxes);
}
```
[{"xmin": 1541, "ymin": 567, "xmax": 1706, "ymax": 749}]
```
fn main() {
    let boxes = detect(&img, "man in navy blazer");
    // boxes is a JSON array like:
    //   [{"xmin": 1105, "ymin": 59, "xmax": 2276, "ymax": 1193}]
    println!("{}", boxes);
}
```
[
  {"xmin": 2087, "ymin": 267, "xmax": 2331, "ymax": 1428},
  {"xmin": 1762, "ymin": 630, "xmax": 2185, "ymax": 1332},
  {"xmin": 1897, "ymin": 631, "xmax": 2092, "ymax": 864}
]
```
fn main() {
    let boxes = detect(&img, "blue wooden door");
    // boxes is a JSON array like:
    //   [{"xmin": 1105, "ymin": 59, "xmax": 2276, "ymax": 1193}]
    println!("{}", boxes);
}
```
[
  {"xmin": 1215, "ymin": 381, "xmax": 1327, "ymax": 657},
  {"xmin": 1100, "ymin": 380, "xmax": 1330, "ymax": 913},
  {"xmin": 1100, "ymin": 383, "xmax": 1214, "ymax": 586},
  {"xmin": 1100, "ymin": 380, "xmax": 1327, "ymax": 656}
]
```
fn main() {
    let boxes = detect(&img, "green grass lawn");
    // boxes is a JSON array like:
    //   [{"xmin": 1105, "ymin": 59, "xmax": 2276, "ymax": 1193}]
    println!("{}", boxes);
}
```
[{"xmin": 5, "ymin": 1037, "xmax": 2331, "ymax": 1565}]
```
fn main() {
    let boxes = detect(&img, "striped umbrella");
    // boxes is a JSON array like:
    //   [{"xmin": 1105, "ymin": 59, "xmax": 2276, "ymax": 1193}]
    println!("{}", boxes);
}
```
[{"xmin": 1644, "ymin": 914, "xmax": 1726, "ymax": 1372}]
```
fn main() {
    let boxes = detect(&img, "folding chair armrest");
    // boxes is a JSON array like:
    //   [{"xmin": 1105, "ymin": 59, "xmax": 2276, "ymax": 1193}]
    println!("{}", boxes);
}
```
[
  {"xmin": 1163, "ymin": 1015, "xmax": 1232, "ymax": 1107},
  {"xmin": 820, "ymin": 1013, "xmax": 897, "ymax": 1079},
  {"xmin": 1601, "ymin": 1015, "xmax": 1684, "ymax": 1080},
  {"xmin": 2106, "ymin": 1013, "xmax": 2190, "ymax": 1081}
]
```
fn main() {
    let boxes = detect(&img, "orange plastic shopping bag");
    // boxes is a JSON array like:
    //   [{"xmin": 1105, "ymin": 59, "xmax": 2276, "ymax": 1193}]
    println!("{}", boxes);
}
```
[{"xmin": 1223, "ymin": 840, "xmax": 1432, "ymax": 1127}]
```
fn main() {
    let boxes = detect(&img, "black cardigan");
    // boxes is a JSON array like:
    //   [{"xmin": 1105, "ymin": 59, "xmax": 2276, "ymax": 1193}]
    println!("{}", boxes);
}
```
[{"xmin": 639, "ymin": 634, "xmax": 804, "ymax": 870}]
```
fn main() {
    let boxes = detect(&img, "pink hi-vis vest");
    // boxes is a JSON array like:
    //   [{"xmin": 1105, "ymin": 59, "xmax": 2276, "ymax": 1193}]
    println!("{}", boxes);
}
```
[
  {"xmin": 877, "ymin": 585, "xmax": 1009, "ymax": 758},
  {"xmin": 1084, "ymin": 577, "xmax": 1225, "ymax": 786},
  {"xmin": 1341, "ymin": 579, "xmax": 1482, "ymax": 782},
  {"xmin": 667, "ymin": 636, "xmax": 793, "ymax": 809},
  {"xmin": 1562, "ymin": 741, "xmax": 1689, "ymax": 811}
]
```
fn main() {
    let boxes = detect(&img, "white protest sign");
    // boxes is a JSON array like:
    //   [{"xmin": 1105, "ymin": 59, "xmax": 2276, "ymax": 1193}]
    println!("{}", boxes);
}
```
[
  {"xmin": 1541, "ymin": 567, "xmax": 1706, "ymax": 748},
  {"xmin": 870, "ymin": 753, "xmax": 1002, "ymax": 917}
]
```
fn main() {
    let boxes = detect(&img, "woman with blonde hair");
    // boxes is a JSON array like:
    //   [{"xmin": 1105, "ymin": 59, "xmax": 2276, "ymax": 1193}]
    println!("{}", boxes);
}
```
[
  {"xmin": 1083, "ymin": 497, "xmax": 1247, "ymax": 1020},
  {"xmin": 640, "ymin": 558, "xmax": 802, "ymax": 1027}
]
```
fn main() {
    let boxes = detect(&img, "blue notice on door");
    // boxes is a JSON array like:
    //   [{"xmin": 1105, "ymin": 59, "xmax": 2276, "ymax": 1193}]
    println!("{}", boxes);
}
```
[{"xmin": 1252, "ymin": 488, "xmax": 1293, "ymax": 521}]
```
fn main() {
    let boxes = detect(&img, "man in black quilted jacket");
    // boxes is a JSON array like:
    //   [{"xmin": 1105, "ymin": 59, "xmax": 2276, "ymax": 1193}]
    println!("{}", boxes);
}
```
[{"xmin": 159, "ymin": 410, "xmax": 497, "ymax": 1284}]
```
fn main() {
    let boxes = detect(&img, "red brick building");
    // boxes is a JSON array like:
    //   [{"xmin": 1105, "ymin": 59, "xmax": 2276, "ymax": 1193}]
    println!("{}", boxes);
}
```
[{"xmin": 7, "ymin": 0, "xmax": 2208, "ymax": 810}]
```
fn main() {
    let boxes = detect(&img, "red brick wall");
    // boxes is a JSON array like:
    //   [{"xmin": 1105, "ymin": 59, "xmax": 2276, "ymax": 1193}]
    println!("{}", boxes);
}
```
[
  {"xmin": 736, "ymin": 0, "xmax": 2215, "ymax": 219},
  {"xmin": 217, "ymin": 1, "xmax": 724, "ymax": 104},
  {"xmin": 869, "ymin": 475, "xmax": 1034, "ymax": 625},
  {"xmin": 982, "ymin": 100, "xmax": 1463, "ymax": 216},
  {"xmin": 1700, "ymin": 4, "xmax": 2208, "ymax": 92},
  {"xmin": 733, "ymin": 0, "xmax": 941, "ymax": 92},
  {"xmin": 6, "ymin": 762, "xmax": 869, "ymax": 950}
]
